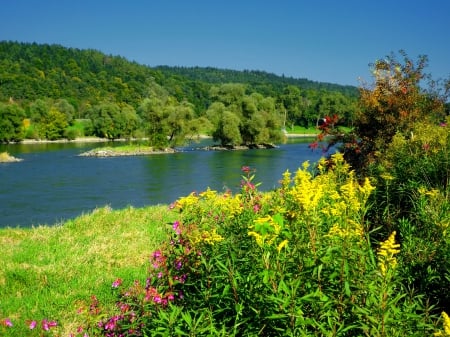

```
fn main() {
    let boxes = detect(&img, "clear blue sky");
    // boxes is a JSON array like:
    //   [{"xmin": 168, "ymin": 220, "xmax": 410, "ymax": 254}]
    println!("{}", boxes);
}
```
[{"xmin": 1, "ymin": 0, "xmax": 449, "ymax": 86}]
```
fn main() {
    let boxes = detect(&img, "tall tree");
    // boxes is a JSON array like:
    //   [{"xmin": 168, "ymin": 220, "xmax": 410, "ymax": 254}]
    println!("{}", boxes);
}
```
[{"xmin": 0, "ymin": 102, "xmax": 26, "ymax": 142}]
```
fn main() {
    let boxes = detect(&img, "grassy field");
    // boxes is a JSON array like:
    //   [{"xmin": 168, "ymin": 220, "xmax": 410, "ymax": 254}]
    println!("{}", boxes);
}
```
[{"xmin": 0, "ymin": 205, "xmax": 177, "ymax": 336}]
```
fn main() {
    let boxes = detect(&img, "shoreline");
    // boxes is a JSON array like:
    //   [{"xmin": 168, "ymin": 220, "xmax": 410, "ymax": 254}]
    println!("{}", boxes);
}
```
[{"xmin": 6, "ymin": 133, "xmax": 317, "ymax": 145}]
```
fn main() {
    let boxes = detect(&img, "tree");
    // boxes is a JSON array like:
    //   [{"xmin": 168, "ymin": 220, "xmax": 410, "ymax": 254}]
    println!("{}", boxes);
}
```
[
  {"xmin": 321, "ymin": 50, "xmax": 448, "ymax": 174},
  {"xmin": 88, "ymin": 102, "xmax": 122, "ymax": 139},
  {"xmin": 206, "ymin": 84, "xmax": 283, "ymax": 146},
  {"xmin": 138, "ymin": 97, "xmax": 169, "ymax": 147},
  {"xmin": 0, "ymin": 102, "xmax": 26, "ymax": 142},
  {"xmin": 215, "ymin": 111, "xmax": 242, "ymax": 146},
  {"xmin": 39, "ymin": 106, "xmax": 69, "ymax": 140}
]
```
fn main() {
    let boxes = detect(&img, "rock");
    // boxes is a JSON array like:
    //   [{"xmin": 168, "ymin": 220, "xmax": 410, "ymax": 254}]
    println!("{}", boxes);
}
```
[{"xmin": 0, "ymin": 152, "xmax": 23, "ymax": 163}]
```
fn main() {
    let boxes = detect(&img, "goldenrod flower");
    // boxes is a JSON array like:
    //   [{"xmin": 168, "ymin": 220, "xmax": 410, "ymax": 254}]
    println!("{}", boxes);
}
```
[
  {"xmin": 377, "ymin": 231, "xmax": 400, "ymax": 276},
  {"xmin": 434, "ymin": 311, "xmax": 450, "ymax": 336},
  {"xmin": 277, "ymin": 239, "xmax": 288, "ymax": 252}
]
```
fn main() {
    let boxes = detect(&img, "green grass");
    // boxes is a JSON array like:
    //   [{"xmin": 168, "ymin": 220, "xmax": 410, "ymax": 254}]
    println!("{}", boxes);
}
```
[
  {"xmin": 285, "ymin": 125, "xmax": 320, "ymax": 134},
  {"xmin": 285, "ymin": 125, "xmax": 353, "ymax": 135},
  {"xmin": 0, "ymin": 205, "xmax": 177, "ymax": 336}
]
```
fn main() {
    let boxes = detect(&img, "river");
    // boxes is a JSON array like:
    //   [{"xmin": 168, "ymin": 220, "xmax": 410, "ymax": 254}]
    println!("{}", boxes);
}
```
[{"xmin": 0, "ymin": 138, "xmax": 325, "ymax": 228}]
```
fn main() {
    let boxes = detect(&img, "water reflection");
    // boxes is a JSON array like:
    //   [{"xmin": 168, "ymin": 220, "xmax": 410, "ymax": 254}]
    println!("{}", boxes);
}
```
[{"xmin": 0, "ymin": 137, "xmax": 322, "ymax": 227}]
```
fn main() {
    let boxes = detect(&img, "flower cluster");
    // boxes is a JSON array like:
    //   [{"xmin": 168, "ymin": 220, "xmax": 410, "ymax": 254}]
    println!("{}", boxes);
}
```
[
  {"xmin": 377, "ymin": 231, "xmax": 401, "ymax": 276},
  {"xmin": 1, "ymin": 317, "xmax": 58, "ymax": 332},
  {"xmin": 434, "ymin": 311, "xmax": 450, "ymax": 336}
]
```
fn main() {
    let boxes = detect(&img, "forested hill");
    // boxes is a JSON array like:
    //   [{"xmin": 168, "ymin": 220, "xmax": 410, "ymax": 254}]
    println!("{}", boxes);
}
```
[
  {"xmin": 0, "ymin": 41, "xmax": 358, "ymax": 111},
  {"xmin": 155, "ymin": 66, "xmax": 358, "ymax": 96}
]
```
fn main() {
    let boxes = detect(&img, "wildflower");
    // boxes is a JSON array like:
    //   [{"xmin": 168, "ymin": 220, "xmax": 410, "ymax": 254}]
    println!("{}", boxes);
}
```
[
  {"xmin": 2, "ymin": 318, "xmax": 13, "ymax": 327},
  {"xmin": 277, "ymin": 239, "xmax": 288, "ymax": 252},
  {"xmin": 174, "ymin": 259, "xmax": 183, "ymax": 270},
  {"xmin": 42, "ymin": 319, "xmax": 57, "ymax": 331},
  {"xmin": 377, "ymin": 231, "xmax": 400, "ymax": 276},
  {"xmin": 434, "ymin": 311, "xmax": 450, "ymax": 336},
  {"xmin": 112, "ymin": 278, "xmax": 122, "ymax": 288},
  {"xmin": 241, "ymin": 166, "xmax": 251, "ymax": 174},
  {"xmin": 29, "ymin": 320, "xmax": 37, "ymax": 329},
  {"xmin": 172, "ymin": 220, "xmax": 181, "ymax": 235}
]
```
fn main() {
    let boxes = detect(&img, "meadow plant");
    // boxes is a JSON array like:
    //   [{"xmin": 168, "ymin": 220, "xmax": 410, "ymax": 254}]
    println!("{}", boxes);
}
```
[
  {"xmin": 72, "ymin": 153, "xmax": 442, "ymax": 336},
  {"xmin": 0, "ymin": 317, "xmax": 59, "ymax": 336}
]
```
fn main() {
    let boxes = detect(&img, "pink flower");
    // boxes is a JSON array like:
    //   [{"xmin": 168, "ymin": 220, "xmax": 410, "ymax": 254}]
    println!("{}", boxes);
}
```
[
  {"xmin": 29, "ymin": 320, "xmax": 37, "ymax": 329},
  {"xmin": 172, "ymin": 221, "xmax": 181, "ymax": 235},
  {"xmin": 112, "ymin": 278, "xmax": 123, "ymax": 288},
  {"xmin": 4, "ymin": 318, "xmax": 13, "ymax": 327},
  {"xmin": 241, "ymin": 166, "xmax": 251, "ymax": 174},
  {"xmin": 41, "ymin": 319, "xmax": 57, "ymax": 331}
]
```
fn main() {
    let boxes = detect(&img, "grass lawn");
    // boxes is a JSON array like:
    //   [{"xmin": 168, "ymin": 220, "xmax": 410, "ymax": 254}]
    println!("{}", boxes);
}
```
[{"xmin": 0, "ymin": 205, "xmax": 177, "ymax": 336}]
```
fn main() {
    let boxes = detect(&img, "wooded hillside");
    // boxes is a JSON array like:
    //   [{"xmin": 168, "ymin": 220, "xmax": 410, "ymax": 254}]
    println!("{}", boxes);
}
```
[{"xmin": 0, "ymin": 41, "xmax": 359, "ymax": 144}]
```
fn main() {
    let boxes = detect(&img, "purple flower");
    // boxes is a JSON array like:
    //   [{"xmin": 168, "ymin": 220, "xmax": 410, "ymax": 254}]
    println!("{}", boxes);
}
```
[
  {"xmin": 173, "ymin": 221, "xmax": 181, "ymax": 235},
  {"xmin": 152, "ymin": 250, "xmax": 162, "ymax": 259},
  {"xmin": 29, "ymin": 320, "xmax": 37, "ymax": 329},
  {"xmin": 175, "ymin": 259, "xmax": 183, "ymax": 270}
]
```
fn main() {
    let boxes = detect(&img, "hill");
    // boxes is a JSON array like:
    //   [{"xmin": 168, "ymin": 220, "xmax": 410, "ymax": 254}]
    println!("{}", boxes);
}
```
[{"xmin": 0, "ymin": 41, "xmax": 358, "ymax": 113}]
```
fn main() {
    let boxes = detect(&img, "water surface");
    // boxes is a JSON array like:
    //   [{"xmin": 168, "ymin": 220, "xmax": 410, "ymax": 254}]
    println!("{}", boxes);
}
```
[{"xmin": 0, "ymin": 138, "xmax": 323, "ymax": 227}]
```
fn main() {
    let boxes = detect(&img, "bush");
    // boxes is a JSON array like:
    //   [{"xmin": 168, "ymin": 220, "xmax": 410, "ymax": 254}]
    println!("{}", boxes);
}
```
[{"xmin": 71, "ymin": 155, "xmax": 442, "ymax": 336}]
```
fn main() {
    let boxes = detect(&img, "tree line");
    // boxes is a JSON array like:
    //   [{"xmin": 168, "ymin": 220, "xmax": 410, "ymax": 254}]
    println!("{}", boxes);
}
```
[{"xmin": 0, "ymin": 41, "xmax": 359, "ymax": 145}]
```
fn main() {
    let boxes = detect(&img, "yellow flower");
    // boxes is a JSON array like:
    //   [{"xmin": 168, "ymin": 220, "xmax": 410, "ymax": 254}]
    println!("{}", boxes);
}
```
[
  {"xmin": 199, "ymin": 188, "xmax": 217, "ymax": 200},
  {"xmin": 434, "ymin": 311, "xmax": 450, "ymax": 336},
  {"xmin": 277, "ymin": 239, "xmax": 288, "ymax": 252},
  {"xmin": 377, "ymin": 231, "xmax": 401, "ymax": 276}
]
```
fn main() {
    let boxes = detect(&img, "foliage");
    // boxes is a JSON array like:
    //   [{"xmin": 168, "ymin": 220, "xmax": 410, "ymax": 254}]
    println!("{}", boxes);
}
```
[
  {"xmin": 368, "ymin": 117, "xmax": 450, "ymax": 313},
  {"xmin": 0, "ymin": 101, "xmax": 26, "ymax": 142},
  {"xmin": 67, "ymin": 154, "xmax": 444, "ymax": 336},
  {"xmin": 0, "ymin": 41, "xmax": 358, "ymax": 143},
  {"xmin": 206, "ymin": 84, "xmax": 284, "ymax": 146},
  {"xmin": 322, "ymin": 51, "xmax": 448, "ymax": 175},
  {"xmin": 314, "ymin": 51, "xmax": 450, "ymax": 321}
]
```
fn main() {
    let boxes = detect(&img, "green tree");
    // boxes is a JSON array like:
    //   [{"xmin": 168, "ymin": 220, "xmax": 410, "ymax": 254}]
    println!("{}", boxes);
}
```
[
  {"xmin": 38, "ymin": 106, "xmax": 69, "ymax": 140},
  {"xmin": 88, "ymin": 102, "xmax": 122, "ymax": 139},
  {"xmin": 165, "ymin": 100, "xmax": 195, "ymax": 146},
  {"xmin": 215, "ymin": 111, "xmax": 242, "ymax": 146},
  {"xmin": 53, "ymin": 99, "xmax": 75, "ymax": 125},
  {"xmin": 138, "ymin": 97, "xmax": 169, "ymax": 147},
  {"xmin": 0, "ymin": 102, "xmax": 26, "ymax": 142}
]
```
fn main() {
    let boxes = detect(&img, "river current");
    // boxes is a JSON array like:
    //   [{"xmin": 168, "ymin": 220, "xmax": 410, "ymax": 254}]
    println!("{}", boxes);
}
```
[{"xmin": 0, "ymin": 138, "xmax": 324, "ymax": 228}]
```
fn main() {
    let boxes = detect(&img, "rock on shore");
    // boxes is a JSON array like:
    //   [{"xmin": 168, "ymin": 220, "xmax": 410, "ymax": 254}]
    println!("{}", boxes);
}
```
[{"xmin": 0, "ymin": 152, "xmax": 23, "ymax": 163}]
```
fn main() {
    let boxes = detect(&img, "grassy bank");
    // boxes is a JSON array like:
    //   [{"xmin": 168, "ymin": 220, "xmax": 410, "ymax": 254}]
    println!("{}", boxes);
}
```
[{"xmin": 0, "ymin": 205, "xmax": 177, "ymax": 336}]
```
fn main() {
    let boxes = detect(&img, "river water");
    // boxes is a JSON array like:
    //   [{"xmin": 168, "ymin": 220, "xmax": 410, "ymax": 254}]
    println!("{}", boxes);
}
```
[{"xmin": 0, "ymin": 138, "xmax": 324, "ymax": 228}]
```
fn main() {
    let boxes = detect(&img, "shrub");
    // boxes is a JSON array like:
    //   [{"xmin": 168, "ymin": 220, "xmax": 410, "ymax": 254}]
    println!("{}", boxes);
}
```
[{"xmin": 73, "ymin": 155, "xmax": 441, "ymax": 336}]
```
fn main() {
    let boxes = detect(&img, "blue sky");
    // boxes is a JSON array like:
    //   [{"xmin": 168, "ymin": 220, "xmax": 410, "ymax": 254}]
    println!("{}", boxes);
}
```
[{"xmin": 1, "ymin": 0, "xmax": 449, "ymax": 86}]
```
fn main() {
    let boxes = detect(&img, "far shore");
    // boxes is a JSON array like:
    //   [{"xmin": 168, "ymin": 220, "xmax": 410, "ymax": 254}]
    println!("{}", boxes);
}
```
[{"xmin": 6, "ymin": 133, "xmax": 317, "ymax": 145}]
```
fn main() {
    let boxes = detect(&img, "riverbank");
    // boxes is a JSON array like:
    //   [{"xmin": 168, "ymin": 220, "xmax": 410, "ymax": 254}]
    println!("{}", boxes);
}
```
[
  {"xmin": 0, "ymin": 205, "xmax": 177, "ymax": 336},
  {"xmin": 9, "ymin": 132, "xmax": 316, "ymax": 145}
]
